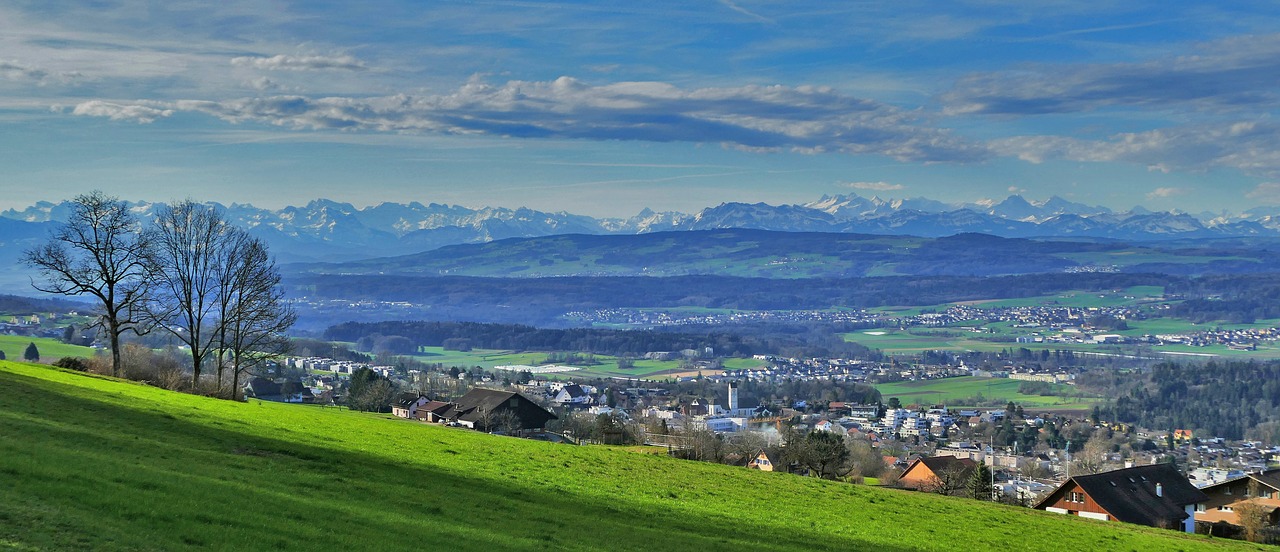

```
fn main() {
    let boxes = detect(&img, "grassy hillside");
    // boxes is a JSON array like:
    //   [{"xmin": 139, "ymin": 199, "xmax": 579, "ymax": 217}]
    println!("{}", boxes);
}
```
[{"xmin": 0, "ymin": 362, "xmax": 1259, "ymax": 551}]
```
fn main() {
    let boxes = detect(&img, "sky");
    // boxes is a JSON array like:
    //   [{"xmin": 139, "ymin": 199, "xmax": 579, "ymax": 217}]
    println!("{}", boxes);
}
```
[{"xmin": 2, "ymin": 1, "xmax": 1280, "ymax": 218}]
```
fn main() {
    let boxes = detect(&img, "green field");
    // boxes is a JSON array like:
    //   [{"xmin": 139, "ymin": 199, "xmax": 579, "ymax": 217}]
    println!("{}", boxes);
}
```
[
  {"xmin": 843, "ymin": 319, "xmax": 1280, "ymax": 359},
  {"xmin": 0, "ymin": 334, "xmax": 96, "ymax": 362},
  {"xmin": 874, "ymin": 376, "xmax": 1103, "ymax": 411},
  {"xmin": 0, "ymin": 361, "xmax": 1252, "ymax": 551},
  {"xmin": 843, "ymin": 329, "xmax": 1012, "ymax": 353},
  {"xmin": 871, "ymin": 287, "xmax": 1167, "ymax": 317},
  {"xmin": 412, "ymin": 346, "xmax": 686, "ymax": 379}
]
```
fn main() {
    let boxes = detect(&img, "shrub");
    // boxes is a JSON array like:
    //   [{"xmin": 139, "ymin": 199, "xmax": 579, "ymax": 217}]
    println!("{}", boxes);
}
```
[{"xmin": 53, "ymin": 357, "xmax": 89, "ymax": 371}]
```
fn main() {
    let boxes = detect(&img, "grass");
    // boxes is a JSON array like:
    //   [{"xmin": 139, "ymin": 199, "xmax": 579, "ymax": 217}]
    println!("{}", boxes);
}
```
[
  {"xmin": 0, "ymin": 334, "xmax": 96, "ymax": 362},
  {"xmin": 874, "ymin": 376, "xmax": 1104, "ymax": 412},
  {"xmin": 0, "ymin": 361, "xmax": 1256, "ymax": 551}
]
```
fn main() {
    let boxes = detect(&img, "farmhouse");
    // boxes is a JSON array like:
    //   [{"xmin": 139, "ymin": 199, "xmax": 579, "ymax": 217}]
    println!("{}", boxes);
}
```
[
  {"xmin": 1034, "ymin": 464, "xmax": 1206, "ymax": 533},
  {"xmin": 439, "ymin": 388, "xmax": 557, "ymax": 432}
]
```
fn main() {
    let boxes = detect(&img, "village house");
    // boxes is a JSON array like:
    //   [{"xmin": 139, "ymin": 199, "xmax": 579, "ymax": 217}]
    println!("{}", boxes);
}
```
[
  {"xmin": 415, "ymin": 400, "xmax": 455, "ymax": 423},
  {"xmin": 899, "ymin": 456, "xmax": 979, "ymax": 493},
  {"xmin": 391, "ymin": 392, "xmax": 430, "ymax": 419},
  {"xmin": 749, "ymin": 451, "xmax": 784, "ymax": 472},
  {"xmin": 1034, "ymin": 464, "xmax": 1207, "ymax": 533},
  {"xmin": 552, "ymin": 383, "xmax": 593, "ymax": 408},
  {"xmin": 1194, "ymin": 468, "xmax": 1280, "ymax": 529}
]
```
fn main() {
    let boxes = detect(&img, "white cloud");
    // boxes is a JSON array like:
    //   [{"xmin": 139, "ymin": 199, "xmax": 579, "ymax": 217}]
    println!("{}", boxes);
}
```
[
  {"xmin": 230, "ymin": 54, "xmax": 368, "ymax": 72},
  {"xmin": 0, "ymin": 60, "xmax": 47, "ymax": 81},
  {"xmin": 1246, "ymin": 182, "xmax": 1280, "ymax": 203},
  {"xmin": 990, "ymin": 120, "xmax": 1280, "ymax": 179},
  {"xmin": 844, "ymin": 181, "xmax": 905, "ymax": 191},
  {"xmin": 245, "ymin": 77, "xmax": 280, "ymax": 91},
  {"xmin": 0, "ymin": 60, "xmax": 81, "ymax": 84},
  {"xmin": 71, "ymin": 100, "xmax": 173, "ymax": 123},
  {"xmin": 1146, "ymin": 187, "xmax": 1188, "ymax": 200},
  {"xmin": 69, "ymin": 76, "xmax": 990, "ymax": 163}
]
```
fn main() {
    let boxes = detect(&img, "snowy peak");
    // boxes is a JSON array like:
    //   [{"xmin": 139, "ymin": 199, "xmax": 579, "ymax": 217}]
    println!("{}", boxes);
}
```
[{"xmin": 5, "ymin": 193, "xmax": 1280, "ymax": 262}]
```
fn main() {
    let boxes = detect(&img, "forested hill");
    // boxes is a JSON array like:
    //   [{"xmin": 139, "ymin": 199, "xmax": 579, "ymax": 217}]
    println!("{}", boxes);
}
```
[{"xmin": 285, "ymin": 229, "xmax": 1280, "ymax": 279}]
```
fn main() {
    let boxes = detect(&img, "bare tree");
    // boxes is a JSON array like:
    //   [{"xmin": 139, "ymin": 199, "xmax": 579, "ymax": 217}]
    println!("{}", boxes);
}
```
[
  {"xmin": 217, "ymin": 236, "xmax": 296, "ymax": 400},
  {"xmin": 23, "ymin": 191, "xmax": 151, "ymax": 377},
  {"xmin": 212, "ymin": 227, "xmax": 254, "ymax": 391},
  {"xmin": 146, "ymin": 200, "xmax": 231, "ymax": 387},
  {"xmin": 1072, "ymin": 429, "xmax": 1116, "ymax": 475},
  {"xmin": 493, "ymin": 409, "xmax": 522, "ymax": 435},
  {"xmin": 1235, "ymin": 499, "xmax": 1270, "ymax": 543},
  {"xmin": 924, "ymin": 464, "xmax": 972, "ymax": 496}
]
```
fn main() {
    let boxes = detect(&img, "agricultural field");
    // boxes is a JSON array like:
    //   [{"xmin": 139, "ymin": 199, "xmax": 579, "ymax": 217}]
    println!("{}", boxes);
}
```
[
  {"xmin": 842, "ymin": 329, "xmax": 1012, "ymax": 354},
  {"xmin": 843, "ymin": 320, "xmax": 1280, "ymax": 360},
  {"xmin": 410, "ymin": 346, "xmax": 687, "ymax": 380},
  {"xmin": 873, "ymin": 376, "xmax": 1103, "ymax": 412},
  {"xmin": 0, "ymin": 361, "xmax": 1253, "ymax": 551}
]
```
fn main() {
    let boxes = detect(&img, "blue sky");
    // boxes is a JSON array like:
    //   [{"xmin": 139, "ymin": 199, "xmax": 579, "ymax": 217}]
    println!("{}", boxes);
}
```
[{"xmin": 2, "ymin": 1, "xmax": 1279, "ymax": 217}]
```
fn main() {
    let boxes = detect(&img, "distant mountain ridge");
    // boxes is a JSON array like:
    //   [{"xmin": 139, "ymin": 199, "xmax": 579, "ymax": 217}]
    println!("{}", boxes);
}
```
[{"xmin": 3, "ymin": 193, "xmax": 1279, "ymax": 265}]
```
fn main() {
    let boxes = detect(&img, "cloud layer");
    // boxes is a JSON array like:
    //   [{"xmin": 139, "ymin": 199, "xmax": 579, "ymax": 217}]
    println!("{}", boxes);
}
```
[
  {"xmin": 230, "ymin": 54, "xmax": 368, "ymax": 72},
  {"xmin": 72, "ymin": 76, "xmax": 990, "ymax": 163},
  {"xmin": 992, "ymin": 121, "xmax": 1280, "ymax": 179},
  {"xmin": 943, "ymin": 34, "xmax": 1280, "ymax": 115}
]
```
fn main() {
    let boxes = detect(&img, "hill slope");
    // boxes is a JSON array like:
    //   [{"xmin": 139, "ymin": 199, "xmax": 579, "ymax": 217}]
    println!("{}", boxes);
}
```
[
  {"xmin": 0, "ymin": 362, "xmax": 1255, "ymax": 551},
  {"xmin": 286, "ymin": 229, "xmax": 1280, "ymax": 279}
]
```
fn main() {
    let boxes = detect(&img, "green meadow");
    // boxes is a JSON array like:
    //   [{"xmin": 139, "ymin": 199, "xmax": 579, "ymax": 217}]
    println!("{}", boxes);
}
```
[
  {"xmin": 874, "ymin": 376, "xmax": 1103, "ymax": 412},
  {"xmin": 0, "ymin": 361, "xmax": 1255, "ymax": 551},
  {"xmin": 0, "ymin": 334, "xmax": 96, "ymax": 362}
]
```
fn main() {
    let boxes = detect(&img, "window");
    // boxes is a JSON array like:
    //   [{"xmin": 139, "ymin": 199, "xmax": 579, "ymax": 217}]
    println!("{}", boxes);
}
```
[
  {"xmin": 1224, "ymin": 487, "xmax": 1232, "ymax": 495},
  {"xmin": 1196, "ymin": 504, "xmax": 1206, "ymax": 512},
  {"xmin": 1068, "ymin": 491, "xmax": 1085, "ymax": 503}
]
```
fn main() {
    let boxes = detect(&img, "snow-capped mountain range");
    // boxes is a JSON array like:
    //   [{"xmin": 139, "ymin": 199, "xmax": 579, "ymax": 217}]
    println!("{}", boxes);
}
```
[{"xmin": 3, "ymin": 193, "xmax": 1279, "ymax": 264}]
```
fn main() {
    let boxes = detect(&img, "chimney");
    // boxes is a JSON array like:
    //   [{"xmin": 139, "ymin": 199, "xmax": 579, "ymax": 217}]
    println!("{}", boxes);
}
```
[{"xmin": 1156, "ymin": 483, "xmax": 1163, "ymax": 497}]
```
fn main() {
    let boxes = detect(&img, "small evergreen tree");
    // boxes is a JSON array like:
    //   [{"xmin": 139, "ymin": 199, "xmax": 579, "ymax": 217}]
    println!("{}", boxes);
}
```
[
  {"xmin": 23, "ymin": 342, "xmax": 39, "ymax": 362},
  {"xmin": 966, "ymin": 464, "xmax": 994, "ymax": 500}
]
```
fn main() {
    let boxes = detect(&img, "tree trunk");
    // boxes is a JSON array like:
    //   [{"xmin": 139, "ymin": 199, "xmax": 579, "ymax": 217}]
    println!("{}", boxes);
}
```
[{"xmin": 110, "ymin": 322, "xmax": 122, "ymax": 378}]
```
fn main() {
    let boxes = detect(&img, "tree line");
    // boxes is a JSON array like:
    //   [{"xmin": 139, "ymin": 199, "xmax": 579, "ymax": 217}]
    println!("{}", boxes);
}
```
[
  {"xmin": 1081, "ymin": 360, "xmax": 1280, "ymax": 440},
  {"xmin": 23, "ymin": 191, "xmax": 295, "ymax": 399},
  {"xmin": 324, "ymin": 320, "xmax": 758, "ymax": 357}
]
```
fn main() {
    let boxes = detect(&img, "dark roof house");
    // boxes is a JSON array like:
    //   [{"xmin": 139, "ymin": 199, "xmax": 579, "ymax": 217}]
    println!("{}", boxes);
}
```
[
  {"xmin": 1034, "ymin": 463, "xmax": 1207, "ymax": 533},
  {"xmin": 441, "ymin": 388, "xmax": 557, "ymax": 432}
]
